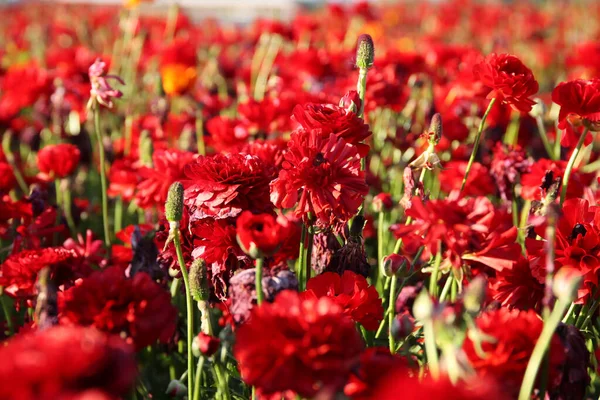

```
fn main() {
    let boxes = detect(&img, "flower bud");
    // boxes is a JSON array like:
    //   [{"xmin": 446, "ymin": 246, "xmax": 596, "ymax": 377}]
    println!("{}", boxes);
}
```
[
  {"xmin": 166, "ymin": 380, "xmax": 187, "ymax": 397},
  {"xmin": 165, "ymin": 182, "xmax": 184, "ymax": 223},
  {"xmin": 192, "ymin": 332, "xmax": 220, "ymax": 357},
  {"xmin": 355, "ymin": 34, "xmax": 374, "ymax": 70},
  {"xmin": 529, "ymin": 98, "xmax": 547, "ymax": 118},
  {"xmin": 189, "ymin": 258, "xmax": 210, "ymax": 302},
  {"xmin": 428, "ymin": 113, "xmax": 443, "ymax": 145},
  {"xmin": 413, "ymin": 290, "xmax": 434, "ymax": 321},
  {"xmin": 381, "ymin": 254, "xmax": 408, "ymax": 278},
  {"xmin": 139, "ymin": 130, "xmax": 154, "ymax": 167},
  {"xmin": 391, "ymin": 312, "xmax": 415, "ymax": 339},
  {"xmin": 463, "ymin": 275, "xmax": 487, "ymax": 314},
  {"xmin": 553, "ymin": 268, "xmax": 582, "ymax": 301},
  {"xmin": 372, "ymin": 193, "xmax": 394, "ymax": 213},
  {"xmin": 339, "ymin": 90, "xmax": 361, "ymax": 114}
]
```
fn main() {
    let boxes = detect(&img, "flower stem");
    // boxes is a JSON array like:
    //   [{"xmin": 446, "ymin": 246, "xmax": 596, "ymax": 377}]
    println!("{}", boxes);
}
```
[
  {"xmin": 560, "ymin": 128, "xmax": 589, "ymax": 205},
  {"xmin": 424, "ymin": 320, "xmax": 440, "ymax": 379},
  {"xmin": 93, "ymin": 106, "xmax": 112, "ymax": 247},
  {"xmin": 195, "ymin": 110, "xmax": 206, "ymax": 156},
  {"xmin": 192, "ymin": 356, "xmax": 205, "ymax": 400},
  {"xmin": 61, "ymin": 179, "xmax": 77, "ymax": 236},
  {"xmin": 429, "ymin": 242, "xmax": 442, "ymax": 297},
  {"xmin": 1, "ymin": 132, "xmax": 29, "ymax": 195},
  {"xmin": 518, "ymin": 297, "xmax": 572, "ymax": 400},
  {"xmin": 460, "ymin": 98, "xmax": 496, "ymax": 193},
  {"xmin": 388, "ymin": 275, "xmax": 398, "ymax": 353},
  {"xmin": 535, "ymin": 115, "xmax": 558, "ymax": 161},
  {"xmin": 297, "ymin": 225, "xmax": 307, "ymax": 290},
  {"xmin": 255, "ymin": 258, "xmax": 264, "ymax": 305},
  {"xmin": 0, "ymin": 293, "xmax": 14, "ymax": 336},
  {"xmin": 173, "ymin": 231, "xmax": 195, "ymax": 400},
  {"xmin": 356, "ymin": 68, "xmax": 368, "ymax": 119}
]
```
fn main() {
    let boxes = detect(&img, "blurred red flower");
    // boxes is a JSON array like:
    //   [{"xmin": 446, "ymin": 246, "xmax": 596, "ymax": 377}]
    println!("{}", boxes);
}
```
[
  {"xmin": 0, "ymin": 162, "xmax": 16, "ymax": 192},
  {"xmin": 552, "ymin": 79, "xmax": 600, "ymax": 147},
  {"xmin": 489, "ymin": 256, "xmax": 544, "ymax": 311},
  {"xmin": 37, "ymin": 143, "xmax": 81, "ymax": 180},
  {"xmin": 0, "ymin": 326, "xmax": 136, "ymax": 400},
  {"xmin": 462, "ymin": 308, "xmax": 565, "ymax": 396},
  {"xmin": 59, "ymin": 266, "xmax": 177, "ymax": 350},
  {"xmin": 520, "ymin": 159, "xmax": 593, "ymax": 201},
  {"xmin": 160, "ymin": 38, "xmax": 197, "ymax": 96},
  {"xmin": 234, "ymin": 290, "xmax": 363, "ymax": 397},
  {"xmin": 236, "ymin": 211, "xmax": 293, "ymax": 258},
  {"xmin": 439, "ymin": 161, "xmax": 495, "ymax": 196},
  {"xmin": 305, "ymin": 270, "xmax": 383, "ymax": 330},
  {"xmin": 0, "ymin": 63, "xmax": 51, "ymax": 122},
  {"xmin": 270, "ymin": 129, "xmax": 368, "ymax": 230},
  {"xmin": 183, "ymin": 153, "xmax": 273, "ymax": 221},
  {"xmin": 473, "ymin": 53, "xmax": 539, "ymax": 112}
]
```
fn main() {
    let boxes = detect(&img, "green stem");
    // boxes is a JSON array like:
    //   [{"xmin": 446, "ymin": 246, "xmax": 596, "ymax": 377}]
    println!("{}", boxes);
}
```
[
  {"xmin": 439, "ymin": 275, "xmax": 453, "ymax": 302},
  {"xmin": 536, "ymin": 116, "xmax": 558, "ymax": 161},
  {"xmin": 1, "ymin": 133, "xmax": 29, "ymax": 195},
  {"xmin": 518, "ymin": 298, "xmax": 572, "ymax": 400},
  {"xmin": 560, "ymin": 128, "xmax": 589, "ymax": 205},
  {"xmin": 460, "ymin": 98, "xmax": 497, "ymax": 193},
  {"xmin": 61, "ymin": 179, "xmax": 77, "ymax": 236},
  {"xmin": 305, "ymin": 228, "xmax": 314, "ymax": 285},
  {"xmin": 195, "ymin": 110, "xmax": 206, "ymax": 156},
  {"xmin": 255, "ymin": 258, "xmax": 264, "ymax": 305},
  {"xmin": 297, "ymin": 226, "xmax": 307, "ymax": 290},
  {"xmin": 173, "ymin": 232, "xmax": 195, "ymax": 400},
  {"xmin": 424, "ymin": 320, "xmax": 440, "ymax": 379},
  {"xmin": 192, "ymin": 357, "xmax": 205, "ymax": 400},
  {"xmin": 93, "ymin": 106, "xmax": 112, "ymax": 246},
  {"xmin": 114, "ymin": 196, "xmax": 123, "ymax": 234},
  {"xmin": 356, "ymin": 68, "xmax": 368, "ymax": 119},
  {"xmin": 253, "ymin": 34, "xmax": 282, "ymax": 101},
  {"xmin": 0, "ymin": 294, "xmax": 14, "ymax": 336},
  {"xmin": 429, "ymin": 242, "xmax": 442, "ymax": 297},
  {"xmin": 388, "ymin": 275, "xmax": 398, "ymax": 353}
]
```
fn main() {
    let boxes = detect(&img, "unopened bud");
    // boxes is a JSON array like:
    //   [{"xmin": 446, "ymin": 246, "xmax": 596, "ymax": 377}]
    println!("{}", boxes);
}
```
[
  {"xmin": 413, "ymin": 290, "xmax": 434, "ymax": 321},
  {"xmin": 189, "ymin": 258, "xmax": 210, "ymax": 302},
  {"xmin": 391, "ymin": 312, "xmax": 415, "ymax": 339},
  {"xmin": 372, "ymin": 193, "xmax": 394, "ymax": 213},
  {"xmin": 339, "ymin": 90, "xmax": 361, "ymax": 114},
  {"xmin": 381, "ymin": 254, "xmax": 408, "ymax": 278},
  {"xmin": 553, "ymin": 268, "xmax": 582, "ymax": 301},
  {"xmin": 166, "ymin": 380, "xmax": 187, "ymax": 398},
  {"xmin": 428, "ymin": 113, "xmax": 443, "ymax": 145},
  {"xmin": 355, "ymin": 34, "xmax": 374, "ymax": 70},
  {"xmin": 192, "ymin": 332, "xmax": 220, "ymax": 357},
  {"xmin": 463, "ymin": 275, "xmax": 487, "ymax": 314},
  {"xmin": 165, "ymin": 182, "xmax": 184, "ymax": 223},
  {"xmin": 529, "ymin": 98, "xmax": 547, "ymax": 118}
]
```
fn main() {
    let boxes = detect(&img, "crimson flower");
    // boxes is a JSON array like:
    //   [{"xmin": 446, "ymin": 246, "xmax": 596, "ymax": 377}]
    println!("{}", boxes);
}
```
[
  {"xmin": 552, "ymin": 79, "xmax": 600, "ymax": 147},
  {"xmin": 439, "ymin": 161, "xmax": 495, "ymax": 196},
  {"xmin": 0, "ymin": 326, "xmax": 136, "ymax": 400},
  {"xmin": 236, "ymin": 211, "xmax": 293, "ymax": 258},
  {"xmin": 462, "ymin": 308, "xmax": 565, "ymax": 397},
  {"xmin": 58, "ymin": 266, "xmax": 177, "ymax": 350},
  {"xmin": 135, "ymin": 149, "xmax": 196, "ymax": 210},
  {"xmin": 473, "ymin": 53, "xmax": 539, "ymax": 112},
  {"xmin": 0, "ymin": 162, "xmax": 16, "ymax": 192},
  {"xmin": 107, "ymin": 157, "xmax": 139, "ymax": 201},
  {"xmin": 489, "ymin": 143, "xmax": 531, "ymax": 201},
  {"xmin": 520, "ymin": 159, "xmax": 593, "ymax": 201},
  {"xmin": 233, "ymin": 290, "xmax": 363, "ymax": 397},
  {"xmin": 489, "ymin": 256, "xmax": 544, "ymax": 311},
  {"xmin": 292, "ymin": 102, "xmax": 372, "ymax": 156},
  {"xmin": 37, "ymin": 143, "xmax": 81, "ymax": 180},
  {"xmin": 183, "ymin": 153, "xmax": 273, "ymax": 221},
  {"xmin": 305, "ymin": 271, "xmax": 383, "ymax": 330},
  {"xmin": 270, "ymin": 129, "xmax": 368, "ymax": 230}
]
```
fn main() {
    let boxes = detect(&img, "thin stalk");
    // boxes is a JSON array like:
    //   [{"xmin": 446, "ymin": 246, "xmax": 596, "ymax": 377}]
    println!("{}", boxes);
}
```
[
  {"xmin": 560, "ymin": 128, "xmax": 589, "ymax": 205},
  {"xmin": 61, "ymin": 179, "xmax": 77, "ymax": 236},
  {"xmin": 518, "ymin": 297, "xmax": 572, "ymax": 400},
  {"xmin": 173, "ymin": 232, "xmax": 195, "ymax": 400},
  {"xmin": 305, "ymin": 228, "xmax": 314, "ymax": 284},
  {"xmin": 424, "ymin": 320, "xmax": 440, "ymax": 379},
  {"xmin": 93, "ymin": 106, "xmax": 112, "ymax": 246},
  {"xmin": 192, "ymin": 357, "xmax": 205, "ymax": 400},
  {"xmin": 114, "ymin": 196, "xmax": 123, "ymax": 234},
  {"xmin": 439, "ymin": 275, "xmax": 453, "ymax": 302},
  {"xmin": 1, "ymin": 133, "xmax": 29, "ymax": 194},
  {"xmin": 253, "ymin": 34, "xmax": 282, "ymax": 101},
  {"xmin": 388, "ymin": 275, "xmax": 398, "ymax": 353},
  {"xmin": 429, "ymin": 242, "xmax": 442, "ymax": 298},
  {"xmin": 535, "ymin": 116, "xmax": 558, "ymax": 161},
  {"xmin": 0, "ymin": 294, "xmax": 14, "ymax": 336},
  {"xmin": 255, "ymin": 258, "xmax": 264, "ymax": 305},
  {"xmin": 195, "ymin": 110, "xmax": 206, "ymax": 156},
  {"xmin": 460, "ymin": 98, "xmax": 497, "ymax": 193},
  {"xmin": 356, "ymin": 67, "xmax": 368, "ymax": 119},
  {"xmin": 297, "ymin": 226, "xmax": 307, "ymax": 290}
]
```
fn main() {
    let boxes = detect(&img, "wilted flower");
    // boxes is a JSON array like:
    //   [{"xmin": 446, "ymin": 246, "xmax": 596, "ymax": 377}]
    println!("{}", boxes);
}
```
[{"xmin": 87, "ymin": 58, "xmax": 124, "ymax": 109}]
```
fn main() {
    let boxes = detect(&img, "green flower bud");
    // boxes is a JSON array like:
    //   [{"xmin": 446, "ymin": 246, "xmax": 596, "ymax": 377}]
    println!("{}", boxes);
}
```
[
  {"xmin": 139, "ymin": 130, "xmax": 153, "ymax": 167},
  {"xmin": 189, "ymin": 258, "xmax": 210, "ymax": 302},
  {"xmin": 553, "ymin": 268, "xmax": 582, "ymax": 301},
  {"xmin": 165, "ymin": 380, "xmax": 187, "ymax": 397},
  {"xmin": 355, "ymin": 34, "xmax": 374, "ymax": 70},
  {"xmin": 413, "ymin": 290, "xmax": 434, "ymax": 321},
  {"xmin": 428, "ymin": 113, "xmax": 443, "ymax": 146},
  {"xmin": 463, "ymin": 275, "xmax": 487, "ymax": 314},
  {"xmin": 165, "ymin": 182, "xmax": 184, "ymax": 223}
]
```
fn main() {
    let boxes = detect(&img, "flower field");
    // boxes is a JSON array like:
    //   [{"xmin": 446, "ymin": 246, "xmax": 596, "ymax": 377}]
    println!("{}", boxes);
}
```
[{"xmin": 2, "ymin": 0, "xmax": 600, "ymax": 399}]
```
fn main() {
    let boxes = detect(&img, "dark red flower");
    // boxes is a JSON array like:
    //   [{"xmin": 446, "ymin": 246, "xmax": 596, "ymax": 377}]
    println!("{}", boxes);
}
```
[
  {"xmin": 462, "ymin": 308, "xmax": 565, "ymax": 396},
  {"xmin": 183, "ymin": 153, "xmax": 272, "ymax": 221},
  {"xmin": 520, "ymin": 159, "xmax": 593, "ymax": 201},
  {"xmin": 473, "ymin": 53, "xmax": 539, "ymax": 112},
  {"xmin": 270, "ymin": 129, "xmax": 368, "ymax": 230},
  {"xmin": 107, "ymin": 157, "xmax": 139, "ymax": 202},
  {"xmin": 305, "ymin": 271, "xmax": 383, "ymax": 330},
  {"xmin": 292, "ymin": 102, "xmax": 372, "ymax": 156},
  {"xmin": 233, "ymin": 290, "xmax": 363, "ymax": 397},
  {"xmin": 489, "ymin": 143, "xmax": 531, "ymax": 201},
  {"xmin": 193, "ymin": 332, "xmax": 221, "ymax": 357},
  {"xmin": 552, "ymin": 79, "xmax": 600, "ymax": 147},
  {"xmin": 37, "ymin": 143, "xmax": 81, "ymax": 180},
  {"xmin": 489, "ymin": 256, "xmax": 544, "ymax": 311},
  {"xmin": 0, "ymin": 162, "xmax": 16, "ymax": 192},
  {"xmin": 0, "ymin": 326, "xmax": 136, "ymax": 400},
  {"xmin": 236, "ymin": 211, "xmax": 293, "ymax": 258},
  {"xmin": 0, "ymin": 63, "xmax": 51, "ymax": 122},
  {"xmin": 58, "ymin": 266, "xmax": 177, "ymax": 350},
  {"xmin": 439, "ymin": 161, "xmax": 495, "ymax": 196},
  {"xmin": 135, "ymin": 149, "xmax": 196, "ymax": 210}
]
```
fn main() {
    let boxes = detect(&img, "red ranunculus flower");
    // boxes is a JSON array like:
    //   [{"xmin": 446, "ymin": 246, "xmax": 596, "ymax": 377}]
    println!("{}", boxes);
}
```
[
  {"xmin": 439, "ymin": 161, "xmax": 495, "ymax": 196},
  {"xmin": 183, "ymin": 153, "xmax": 273, "ymax": 221},
  {"xmin": 292, "ymin": 102, "xmax": 372, "ymax": 156},
  {"xmin": 0, "ymin": 326, "xmax": 137, "ymax": 400},
  {"xmin": 489, "ymin": 143, "xmax": 531, "ymax": 201},
  {"xmin": 552, "ymin": 79, "xmax": 600, "ymax": 147},
  {"xmin": 135, "ymin": 149, "xmax": 196, "ymax": 210},
  {"xmin": 270, "ymin": 129, "xmax": 368, "ymax": 230},
  {"xmin": 37, "ymin": 143, "xmax": 81, "ymax": 180},
  {"xmin": 489, "ymin": 256, "xmax": 544, "ymax": 311},
  {"xmin": 234, "ymin": 290, "xmax": 363, "ymax": 397},
  {"xmin": 462, "ymin": 308, "xmax": 565, "ymax": 397},
  {"xmin": 58, "ymin": 266, "xmax": 177, "ymax": 350},
  {"xmin": 236, "ymin": 211, "xmax": 292, "ymax": 258},
  {"xmin": 520, "ymin": 159, "xmax": 593, "ymax": 201},
  {"xmin": 473, "ymin": 53, "xmax": 539, "ymax": 112},
  {"xmin": 305, "ymin": 270, "xmax": 383, "ymax": 330},
  {"xmin": 0, "ymin": 162, "xmax": 16, "ymax": 192}
]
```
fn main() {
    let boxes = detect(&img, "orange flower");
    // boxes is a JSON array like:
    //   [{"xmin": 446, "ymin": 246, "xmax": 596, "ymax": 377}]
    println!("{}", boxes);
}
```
[{"xmin": 160, "ymin": 63, "xmax": 197, "ymax": 96}]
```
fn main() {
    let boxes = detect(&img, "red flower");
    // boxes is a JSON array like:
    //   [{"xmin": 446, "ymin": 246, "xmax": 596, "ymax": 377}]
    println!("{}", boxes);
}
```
[
  {"xmin": 270, "ymin": 129, "xmax": 368, "ymax": 230},
  {"xmin": 489, "ymin": 256, "xmax": 544, "ymax": 311},
  {"xmin": 0, "ymin": 326, "xmax": 136, "ymax": 400},
  {"xmin": 183, "ymin": 153, "xmax": 273, "ymax": 221},
  {"xmin": 292, "ymin": 102, "xmax": 372, "ymax": 156},
  {"xmin": 233, "ymin": 290, "xmax": 363, "ymax": 397},
  {"xmin": 236, "ymin": 211, "xmax": 292, "ymax": 258},
  {"xmin": 0, "ymin": 162, "xmax": 16, "ymax": 192},
  {"xmin": 473, "ymin": 53, "xmax": 538, "ymax": 112},
  {"xmin": 107, "ymin": 157, "xmax": 139, "ymax": 201},
  {"xmin": 305, "ymin": 271, "xmax": 383, "ymax": 330},
  {"xmin": 552, "ymin": 79, "xmax": 600, "ymax": 147},
  {"xmin": 439, "ymin": 161, "xmax": 495, "ymax": 196},
  {"xmin": 58, "ymin": 266, "xmax": 177, "ymax": 350},
  {"xmin": 0, "ymin": 63, "xmax": 51, "ymax": 122},
  {"xmin": 37, "ymin": 143, "xmax": 81, "ymax": 180},
  {"xmin": 462, "ymin": 308, "xmax": 565, "ymax": 396},
  {"xmin": 489, "ymin": 143, "xmax": 531, "ymax": 201},
  {"xmin": 0, "ymin": 247, "xmax": 78, "ymax": 299},
  {"xmin": 520, "ymin": 159, "xmax": 593, "ymax": 201},
  {"xmin": 135, "ymin": 149, "xmax": 196, "ymax": 210},
  {"xmin": 159, "ymin": 38, "xmax": 197, "ymax": 96},
  {"xmin": 193, "ymin": 332, "xmax": 221, "ymax": 357}
]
